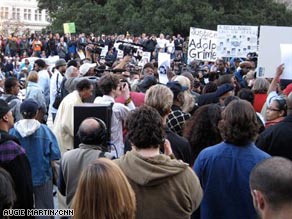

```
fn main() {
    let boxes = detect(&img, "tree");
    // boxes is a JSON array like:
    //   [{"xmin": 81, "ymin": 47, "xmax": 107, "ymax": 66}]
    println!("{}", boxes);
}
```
[{"xmin": 37, "ymin": 0, "xmax": 292, "ymax": 36}]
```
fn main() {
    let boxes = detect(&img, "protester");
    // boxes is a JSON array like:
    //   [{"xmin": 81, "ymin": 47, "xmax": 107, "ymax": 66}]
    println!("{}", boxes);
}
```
[
  {"xmin": 1, "ymin": 77, "xmax": 22, "ymax": 122},
  {"xmin": 250, "ymin": 157, "xmax": 292, "ymax": 219},
  {"xmin": 0, "ymin": 99, "xmax": 34, "ymax": 216},
  {"xmin": 184, "ymin": 104, "xmax": 222, "ymax": 161},
  {"xmin": 94, "ymin": 73, "xmax": 135, "ymax": 157},
  {"xmin": 58, "ymin": 117, "xmax": 113, "ymax": 207},
  {"xmin": 10, "ymin": 99, "xmax": 61, "ymax": 217},
  {"xmin": 53, "ymin": 79, "xmax": 93, "ymax": 153},
  {"xmin": 116, "ymin": 106, "xmax": 203, "ymax": 219},
  {"xmin": 194, "ymin": 99, "xmax": 270, "ymax": 219},
  {"xmin": 72, "ymin": 158, "xmax": 136, "ymax": 219},
  {"xmin": 256, "ymin": 92, "xmax": 292, "ymax": 160},
  {"xmin": 142, "ymin": 84, "xmax": 193, "ymax": 165}
]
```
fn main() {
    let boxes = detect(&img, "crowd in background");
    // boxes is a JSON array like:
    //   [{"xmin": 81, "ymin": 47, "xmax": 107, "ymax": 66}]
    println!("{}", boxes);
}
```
[{"xmin": 0, "ymin": 31, "xmax": 292, "ymax": 219}]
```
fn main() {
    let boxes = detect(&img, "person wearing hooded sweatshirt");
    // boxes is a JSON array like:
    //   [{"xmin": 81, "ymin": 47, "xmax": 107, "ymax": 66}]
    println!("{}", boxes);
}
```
[
  {"xmin": 10, "ymin": 99, "xmax": 61, "ymax": 218},
  {"xmin": 115, "ymin": 106, "xmax": 203, "ymax": 219},
  {"xmin": 0, "ymin": 99, "xmax": 34, "ymax": 218}
]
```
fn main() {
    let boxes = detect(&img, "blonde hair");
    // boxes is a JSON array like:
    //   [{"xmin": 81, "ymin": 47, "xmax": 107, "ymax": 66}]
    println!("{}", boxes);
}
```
[
  {"xmin": 145, "ymin": 84, "xmax": 173, "ymax": 117},
  {"xmin": 27, "ymin": 71, "xmax": 38, "ymax": 83},
  {"xmin": 72, "ymin": 158, "xmax": 136, "ymax": 219},
  {"xmin": 171, "ymin": 75, "xmax": 195, "ymax": 113}
]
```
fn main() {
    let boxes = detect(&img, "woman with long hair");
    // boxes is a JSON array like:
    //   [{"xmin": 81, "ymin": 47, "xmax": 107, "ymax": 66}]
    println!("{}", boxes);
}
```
[
  {"xmin": 184, "ymin": 104, "xmax": 222, "ymax": 161},
  {"xmin": 72, "ymin": 158, "xmax": 136, "ymax": 219}
]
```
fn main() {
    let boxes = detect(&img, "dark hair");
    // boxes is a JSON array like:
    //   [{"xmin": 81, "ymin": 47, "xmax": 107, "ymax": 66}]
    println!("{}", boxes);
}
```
[
  {"xmin": 126, "ymin": 106, "xmax": 165, "ymax": 149},
  {"xmin": 76, "ymin": 79, "xmax": 92, "ymax": 92},
  {"xmin": 4, "ymin": 77, "xmax": 18, "ymax": 93},
  {"xmin": 219, "ymin": 99, "xmax": 259, "ymax": 146},
  {"xmin": 67, "ymin": 60, "xmax": 78, "ymax": 68},
  {"xmin": 273, "ymin": 98, "xmax": 287, "ymax": 116},
  {"xmin": 250, "ymin": 157, "xmax": 292, "ymax": 209},
  {"xmin": 202, "ymin": 82, "xmax": 217, "ymax": 94},
  {"xmin": 238, "ymin": 88, "xmax": 254, "ymax": 105},
  {"xmin": 223, "ymin": 95, "xmax": 239, "ymax": 107},
  {"xmin": 217, "ymin": 74, "xmax": 233, "ymax": 86},
  {"xmin": 184, "ymin": 104, "xmax": 222, "ymax": 162},
  {"xmin": 34, "ymin": 59, "xmax": 46, "ymax": 69},
  {"xmin": 0, "ymin": 167, "xmax": 16, "ymax": 213},
  {"xmin": 208, "ymin": 71, "xmax": 219, "ymax": 82},
  {"xmin": 98, "ymin": 73, "xmax": 120, "ymax": 95}
]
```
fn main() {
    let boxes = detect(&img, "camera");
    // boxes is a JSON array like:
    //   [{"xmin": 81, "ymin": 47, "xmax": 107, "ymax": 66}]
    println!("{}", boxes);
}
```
[
  {"xmin": 116, "ymin": 41, "xmax": 146, "ymax": 58},
  {"xmin": 80, "ymin": 42, "xmax": 104, "ymax": 54}
]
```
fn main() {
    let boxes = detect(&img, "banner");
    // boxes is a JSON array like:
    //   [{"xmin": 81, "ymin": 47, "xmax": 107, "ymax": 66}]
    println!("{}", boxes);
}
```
[
  {"xmin": 257, "ymin": 26, "xmax": 292, "ymax": 79},
  {"xmin": 63, "ymin": 23, "xmax": 76, "ymax": 34},
  {"xmin": 187, "ymin": 27, "xmax": 217, "ymax": 63},
  {"xmin": 216, "ymin": 25, "xmax": 258, "ymax": 58}
]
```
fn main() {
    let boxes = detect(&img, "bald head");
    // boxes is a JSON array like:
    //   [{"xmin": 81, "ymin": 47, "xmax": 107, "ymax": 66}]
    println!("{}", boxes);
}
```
[{"xmin": 78, "ymin": 118, "xmax": 104, "ymax": 145}]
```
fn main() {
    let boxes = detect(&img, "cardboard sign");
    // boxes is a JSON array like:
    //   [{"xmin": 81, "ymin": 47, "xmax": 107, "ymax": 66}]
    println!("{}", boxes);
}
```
[
  {"xmin": 257, "ymin": 26, "xmax": 292, "ymax": 79},
  {"xmin": 158, "ymin": 52, "xmax": 170, "ymax": 84},
  {"xmin": 217, "ymin": 25, "xmax": 258, "ymax": 58},
  {"xmin": 188, "ymin": 27, "xmax": 217, "ymax": 63},
  {"xmin": 63, "ymin": 23, "xmax": 76, "ymax": 34}
]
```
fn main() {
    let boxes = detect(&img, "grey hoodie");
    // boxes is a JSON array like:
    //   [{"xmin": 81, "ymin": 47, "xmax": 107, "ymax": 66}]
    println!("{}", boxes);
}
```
[{"xmin": 115, "ymin": 151, "xmax": 203, "ymax": 219}]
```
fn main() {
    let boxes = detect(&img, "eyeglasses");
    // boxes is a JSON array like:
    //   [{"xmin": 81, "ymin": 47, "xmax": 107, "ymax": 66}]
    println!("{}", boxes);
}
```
[{"xmin": 266, "ymin": 107, "xmax": 281, "ymax": 112}]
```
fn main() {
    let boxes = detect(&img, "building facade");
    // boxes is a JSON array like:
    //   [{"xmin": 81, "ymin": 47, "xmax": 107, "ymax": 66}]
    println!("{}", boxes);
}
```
[{"xmin": 0, "ymin": 0, "xmax": 50, "ymax": 36}]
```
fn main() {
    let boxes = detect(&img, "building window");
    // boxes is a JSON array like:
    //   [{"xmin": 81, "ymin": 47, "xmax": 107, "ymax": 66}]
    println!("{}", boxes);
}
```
[
  {"xmin": 28, "ymin": 9, "xmax": 31, "ymax": 20},
  {"xmin": 12, "ymin": 7, "xmax": 16, "ymax": 19},
  {"xmin": 17, "ymin": 8, "xmax": 20, "ymax": 19},
  {"xmin": 0, "ymin": 7, "xmax": 9, "ymax": 19},
  {"xmin": 24, "ymin": 9, "xmax": 27, "ymax": 20},
  {"xmin": 35, "ymin": 10, "xmax": 42, "ymax": 21}
]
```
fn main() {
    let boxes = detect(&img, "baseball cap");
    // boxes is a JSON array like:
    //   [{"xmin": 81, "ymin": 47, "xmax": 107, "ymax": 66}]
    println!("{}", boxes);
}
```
[
  {"xmin": 216, "ymin": 83, "xmax": 234, "ymax": 97},
  {"xmin": 79, "ymin": 63, "xmax": 96, "ymax": 76},
  {"xmin": 166, "ymin": 81, "xmax": 188, "ymax": 97},
  {"xmin": 0, "ymin": 99, "xmax": 12, "ymax": 118},
  {"xmin": 55, "ymin": 59, "xmax": 67, "ymax": 68},
  {"xmin": 20, "ymin": 99, "xmax": 39, "ymax": 116}
]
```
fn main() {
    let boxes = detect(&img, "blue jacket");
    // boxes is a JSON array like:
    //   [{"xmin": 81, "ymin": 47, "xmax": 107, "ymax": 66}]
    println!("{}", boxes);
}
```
[
  {"xmin": 26, "ymin": 81, "xmax": 47, "ymax": 113},
  {"xmin": 10, "ymin": 119, "xmax": 61, "ymax": 186},
  {"xmin": 194, "ymin": 141, "xmax": 270, "ymax": 219}
]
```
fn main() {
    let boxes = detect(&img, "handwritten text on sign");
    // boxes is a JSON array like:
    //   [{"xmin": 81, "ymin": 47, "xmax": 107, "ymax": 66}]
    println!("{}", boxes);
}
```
[{"xmin": 188, "ymin": 27, "xmax": 217, "ymax": 63}]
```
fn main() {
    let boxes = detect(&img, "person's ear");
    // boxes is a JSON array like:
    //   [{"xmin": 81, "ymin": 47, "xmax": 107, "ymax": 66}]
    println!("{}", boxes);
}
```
[
  {"xmin": 279, "ymin": 110, "xmax": 285, "ymax": 117},
  {"xmin": 251, "ymin": 189, "xmax": 266, "ymax": 211},
  {"xmin": 2, "ymin": 113, "xmax": 9, "ymax": 122}
]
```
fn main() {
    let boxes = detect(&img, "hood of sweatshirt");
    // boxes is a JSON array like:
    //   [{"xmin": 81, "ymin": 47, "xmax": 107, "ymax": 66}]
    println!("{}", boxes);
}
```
[
  {"xmin": 14, "ymin": 119, "xmax": 41, "ymax": 137},
  {"xmin": 116, "ymin": 151, "xmax": 189, "ymax": 186}
]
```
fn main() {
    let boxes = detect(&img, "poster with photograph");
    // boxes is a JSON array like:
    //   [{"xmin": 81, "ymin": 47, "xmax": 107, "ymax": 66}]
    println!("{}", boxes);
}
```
[
  {"xmin": 216, "ymin": 25, "xmax": 258, "ymax": 58},
  {"xmin": 158, "ymin": 52, "xmax": 170, "ymax": 84},
  {"xmin": 187, "ymin": 27, "xmax": 217, "ymax": 63}
]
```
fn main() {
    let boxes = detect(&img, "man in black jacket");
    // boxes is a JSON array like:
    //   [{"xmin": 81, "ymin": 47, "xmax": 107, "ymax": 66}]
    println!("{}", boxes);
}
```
[{"xmin": 0, "ymin": 99, "xmax": 34, "ymax": 217}]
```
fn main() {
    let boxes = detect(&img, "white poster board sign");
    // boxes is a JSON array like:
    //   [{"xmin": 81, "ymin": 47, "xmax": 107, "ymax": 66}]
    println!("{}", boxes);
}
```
[
  {"xmin": 138, "ymin": 52, "xmax": 151, "ymax": 67},
  {"xmin": 257, "ymin": 26, "xmax": 292, "ymax": 79},
  {"xmin": 158, "ymin": 52, "xmax": 170, "ymax": 84},
  {"xmin": 217, "ymin": 25, "xmax": 258, "ymax": 58},
  {"xmin": 187, "ymin": 27, "xmax": 217, "ymax": 63},
  {"xmin": 100, "ymin": 45, "xmax": 108, "ymax": 58},
  {"xmin": 280, "ymin": 44, "xmax": 292, "ymax": 79}
]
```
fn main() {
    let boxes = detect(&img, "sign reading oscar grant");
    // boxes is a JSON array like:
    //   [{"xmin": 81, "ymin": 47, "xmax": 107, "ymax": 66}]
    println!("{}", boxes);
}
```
[
  {"xmin": 188, "ymin": 27, "xmax": 217, "ymax": 64},
  {"xmin": 63, "ymin": 23, "xmax": 76, "ymax": 34}
]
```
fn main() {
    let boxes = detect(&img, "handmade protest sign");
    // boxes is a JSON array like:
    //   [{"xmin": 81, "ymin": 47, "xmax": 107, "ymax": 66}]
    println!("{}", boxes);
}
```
[
  {"xmin": 216, "ymin": 25, "xmax": 258, "ymax": 58},
  {"xmin": 188, "ymin": 27, "xmax": 217, "ymax": 63}
]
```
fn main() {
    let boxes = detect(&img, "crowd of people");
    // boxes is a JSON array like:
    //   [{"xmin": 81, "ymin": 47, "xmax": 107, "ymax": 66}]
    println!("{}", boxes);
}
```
[{"xmin": 0, "ymin": 31, "xmax": 292, "ymax": 219}]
